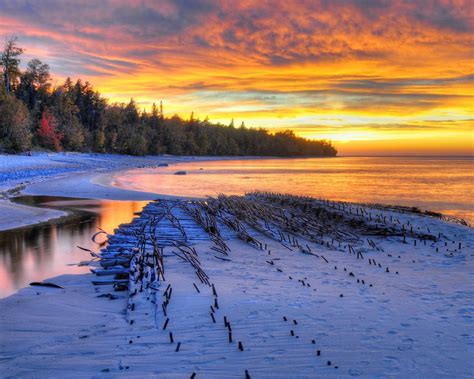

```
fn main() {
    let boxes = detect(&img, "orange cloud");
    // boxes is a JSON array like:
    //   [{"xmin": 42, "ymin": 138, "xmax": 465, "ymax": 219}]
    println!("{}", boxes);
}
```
[{"xmin": 0, "ymin": 0, "xmax": 472, "ymax": 155}]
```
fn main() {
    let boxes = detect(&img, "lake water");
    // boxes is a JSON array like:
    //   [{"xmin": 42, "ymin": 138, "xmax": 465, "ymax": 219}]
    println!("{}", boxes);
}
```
[
  {"xmin": 0, "ymin": 197, "xmax": 148, "ymax": 298},
  {"xmin": 0, "ymin": 156, "xmax": 472, "ymax": 298},
  {"xmin": 113, "ymin": 156, "xmax": 473, "ymax": 224}
]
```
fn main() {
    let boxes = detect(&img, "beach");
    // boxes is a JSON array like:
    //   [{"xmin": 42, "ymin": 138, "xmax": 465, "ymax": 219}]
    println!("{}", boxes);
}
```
[
  {"xmin": 0, "ymin": 152, "xmax": 227, "ymax": 231},
  {"xmin": 0, "ymin": 154, "xmax": 473, "ymax": 378}
]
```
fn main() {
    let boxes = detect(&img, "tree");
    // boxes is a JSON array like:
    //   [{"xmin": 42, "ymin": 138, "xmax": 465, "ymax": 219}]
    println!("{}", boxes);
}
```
[
  {"xmin": 94, "ymin": 126, "xmax": 106, "ymax": 153},
  {"xmin": 151, "ymin": 103, "xmax": 159, "ymax": 126},
  {"xmin": 124, "ymin": 98, "xmax": 139, "ymax": 125},
  {"xmin": 0, "ymin": 89, "xmax": 32, "ymax": 152},
  {"xmin": 17, "ymin": 58, "xmax": 51, "ymax": 113},
  {"xmin": 128, "ymin": 133, "xmax": 148, "ymax": 156},
  {"xmin": 51, "ymin": 84, "xmax": 84, "ymax": 151},
  {"xmin": 0, "ymin": 37, "xmax": 24, "ymax": 93},
  {"xmin": 37, "ymin": 110, "xmax": 63, "ymax": 151}
]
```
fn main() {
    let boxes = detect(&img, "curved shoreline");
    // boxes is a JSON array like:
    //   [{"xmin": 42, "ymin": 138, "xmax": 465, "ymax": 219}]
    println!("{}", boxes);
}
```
[
  {"xmin": 0, "ymin": 153, "xmax": 230, "ymax": 231},
  {"xmin": 0, "ymin": 169, "xmax": 158, "ymax": 231}
]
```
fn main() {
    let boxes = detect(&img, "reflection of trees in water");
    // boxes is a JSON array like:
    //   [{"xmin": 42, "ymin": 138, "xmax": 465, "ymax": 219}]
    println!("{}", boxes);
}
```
[
  {"xmin": 0, "ymin": 215, "xmax": 97, "ymax": 288},
  {"xmin": 0, "ymin": 196, "xmax": 148, "ymax": 297}
]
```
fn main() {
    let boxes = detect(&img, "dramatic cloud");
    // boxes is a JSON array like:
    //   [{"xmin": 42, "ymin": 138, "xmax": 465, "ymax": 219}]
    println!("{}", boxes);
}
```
[{"xmin": 0, "ymin": 0, "xmax": 473, "ymax": 154}]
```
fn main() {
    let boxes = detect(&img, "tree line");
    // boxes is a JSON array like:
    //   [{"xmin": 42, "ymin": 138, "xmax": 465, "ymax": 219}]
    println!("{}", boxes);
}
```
[{"xmin": 0, "ymin": 38, "xmax": 337, "ymax": 157}]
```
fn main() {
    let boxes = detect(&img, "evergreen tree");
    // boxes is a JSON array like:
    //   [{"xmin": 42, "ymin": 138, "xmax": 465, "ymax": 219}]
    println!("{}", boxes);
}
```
[
  {"xmin": 17, "ymin": 58, "xmax": 52, "ymax": 116},
  {"xmin": 0, "ymin": 37, "xmax": 23, "ymax": 94}
]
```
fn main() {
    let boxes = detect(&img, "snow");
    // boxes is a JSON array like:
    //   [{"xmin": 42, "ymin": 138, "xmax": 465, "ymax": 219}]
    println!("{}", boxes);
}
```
[
  {"xmin": 0, "ymin": 152, "xmax": 216, "ymax": 194},
  {"xmin": 0, "ymin": 199, "xmax": 66, "ymax": 231},
  {"xmin": 0, "ymin": 153, "xmax": 472, "ymax": 377},
  {"xmin": 0, "ymin": 152, "xmax": 221, "ymax": 230},
  {"xmin": 0, "ymin": 196, "xmax": 472, "ymax": 377}
]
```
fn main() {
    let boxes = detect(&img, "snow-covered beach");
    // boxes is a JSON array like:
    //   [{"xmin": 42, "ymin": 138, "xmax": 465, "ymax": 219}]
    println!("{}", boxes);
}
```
[
  {"xmin": 0, "ymin": 154, "xmax": 473, "ymax": 378},
  {"xmin": 0, "ymin": 152, "xmax": 225, "ymax": 231}
]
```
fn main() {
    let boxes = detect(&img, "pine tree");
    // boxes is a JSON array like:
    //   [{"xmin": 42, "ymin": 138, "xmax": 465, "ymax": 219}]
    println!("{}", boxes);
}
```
[{"xmin": 0, "ymin": 37, "xmax": 23, "ymax": 93}]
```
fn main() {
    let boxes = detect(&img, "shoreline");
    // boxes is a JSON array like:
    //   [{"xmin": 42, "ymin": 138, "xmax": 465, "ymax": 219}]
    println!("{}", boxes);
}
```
[
  {"xmin": 1, "ymin": 153, "xmax": 471, "ymax": 231},
  {"xmin": 1, "ymin": 152, "xmax": 315, "ymax": 232},
  {"xmin": 0, "ymin": 152, "xmax": 245, "ymax": 231}
]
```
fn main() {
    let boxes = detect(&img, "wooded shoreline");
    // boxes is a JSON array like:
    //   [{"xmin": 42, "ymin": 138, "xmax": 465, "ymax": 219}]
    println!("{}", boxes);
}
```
[{"xmin": 1, "ymin": 39, "xmax": 336, "ymax": 157}]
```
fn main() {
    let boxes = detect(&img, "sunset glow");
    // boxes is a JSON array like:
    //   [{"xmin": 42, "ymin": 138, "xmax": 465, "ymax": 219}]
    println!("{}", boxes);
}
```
[{"xmin": 1, "ymin": 0, "xmax": 473, "ymax": 155}]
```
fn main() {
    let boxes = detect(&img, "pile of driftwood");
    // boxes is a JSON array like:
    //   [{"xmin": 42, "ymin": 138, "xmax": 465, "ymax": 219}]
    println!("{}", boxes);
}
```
[
  {"xmin": 89, "ymin": 193, "xmax": 446, "ymax": 292},
  {"xmin": 89, "ymin": 200, "xmax": 211, "ymax": 289},
  {"xmin": 82, "ymin": 193, "xmax": 466, "ymax": 378}
]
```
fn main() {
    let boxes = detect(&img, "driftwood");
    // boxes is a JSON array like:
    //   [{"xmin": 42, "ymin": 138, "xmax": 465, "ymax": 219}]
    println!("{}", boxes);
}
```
[
  {"xmin": 30, "ymin": 282, "xmax": 64, "ymax": 289},
  {"xmin": 89, "ymin": 191, "xmax": 448, "ymax": 351}
]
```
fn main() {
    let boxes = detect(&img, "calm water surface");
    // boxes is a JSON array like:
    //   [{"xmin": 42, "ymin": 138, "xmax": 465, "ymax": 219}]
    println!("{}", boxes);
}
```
[
  {"xmin": 114, "ymin": 156, "xmax": 473, "ymax": 223},
  {"xmin": 0, "ymin": 197, "xmax": 147, "ymax": 298}
]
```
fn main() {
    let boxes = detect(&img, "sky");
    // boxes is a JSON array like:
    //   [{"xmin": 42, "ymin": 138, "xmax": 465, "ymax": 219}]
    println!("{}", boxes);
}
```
[{"xmin": 0, "ymin": 0, "xmax": 473, "ymax": 155}]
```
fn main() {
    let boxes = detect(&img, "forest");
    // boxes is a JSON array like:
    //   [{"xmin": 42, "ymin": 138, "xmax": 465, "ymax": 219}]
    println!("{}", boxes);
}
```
[{"xmin": 0, "ymin": 39, "xmax": 336, "ymax": 157}]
